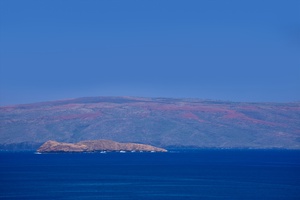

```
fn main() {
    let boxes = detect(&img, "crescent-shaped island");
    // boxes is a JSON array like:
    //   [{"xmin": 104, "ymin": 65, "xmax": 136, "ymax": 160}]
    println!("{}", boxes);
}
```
[{"xmin": 37, "ymin": 140, "xmax": 167, "ymax": 153}]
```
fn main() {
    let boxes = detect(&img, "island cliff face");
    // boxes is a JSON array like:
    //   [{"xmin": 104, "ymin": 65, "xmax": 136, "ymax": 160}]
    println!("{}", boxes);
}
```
[{"xmin": 37, "ymin": 140, "xmax": 167, "ymax": 153}]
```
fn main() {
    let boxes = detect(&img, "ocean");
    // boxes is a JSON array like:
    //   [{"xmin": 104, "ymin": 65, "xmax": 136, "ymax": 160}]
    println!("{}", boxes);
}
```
[{"xmin": 0, "ymin": 150, "xmax": 300, "ymax": 200}]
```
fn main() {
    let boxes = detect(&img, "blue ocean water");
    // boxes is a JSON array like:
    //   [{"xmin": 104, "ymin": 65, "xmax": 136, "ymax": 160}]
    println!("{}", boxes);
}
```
[{"xmin": 0, "ymin": 150, "xmax": 300, "ymax": 200}]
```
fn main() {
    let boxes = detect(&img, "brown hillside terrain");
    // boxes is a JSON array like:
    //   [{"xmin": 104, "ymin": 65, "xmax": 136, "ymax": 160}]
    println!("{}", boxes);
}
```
[{"xmin": 1, "ymin": 96, "xmax": 300, "ymax": 150}]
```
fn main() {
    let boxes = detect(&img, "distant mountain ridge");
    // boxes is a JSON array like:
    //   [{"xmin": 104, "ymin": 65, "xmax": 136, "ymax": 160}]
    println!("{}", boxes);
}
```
[{"xmin": 1, "ymin": 96, "xmax": 300, "ymax": 150}]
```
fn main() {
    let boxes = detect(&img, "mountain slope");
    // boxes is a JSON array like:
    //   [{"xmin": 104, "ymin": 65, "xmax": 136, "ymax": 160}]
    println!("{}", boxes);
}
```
[{"xmin": 1, "ymin": 96, "xmax": 300, "ymax": 150}]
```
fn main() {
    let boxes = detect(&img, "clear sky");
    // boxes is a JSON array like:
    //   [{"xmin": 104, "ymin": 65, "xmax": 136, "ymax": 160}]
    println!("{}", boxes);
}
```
[{"xmin": 0, "ymin": 0, "xmax": 299, "ymax": 105}]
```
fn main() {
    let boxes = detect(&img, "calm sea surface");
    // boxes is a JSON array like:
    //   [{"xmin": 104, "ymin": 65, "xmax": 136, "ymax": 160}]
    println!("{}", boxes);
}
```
[{"xmin": 0, "ymin": 150, "xmax": 300, "ymax": 200}]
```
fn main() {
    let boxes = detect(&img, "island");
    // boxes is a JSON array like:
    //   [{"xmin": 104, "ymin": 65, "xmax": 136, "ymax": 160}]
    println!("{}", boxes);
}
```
[{"xmin": 37, "ymin": 140, "xmax": 167, "ymax": 153}]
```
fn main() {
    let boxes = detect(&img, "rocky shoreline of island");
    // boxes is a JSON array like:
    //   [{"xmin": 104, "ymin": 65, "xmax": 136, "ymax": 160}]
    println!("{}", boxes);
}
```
[{"xmin": 37, "ymin": 140, "xmax": 168, "ymax": 153}]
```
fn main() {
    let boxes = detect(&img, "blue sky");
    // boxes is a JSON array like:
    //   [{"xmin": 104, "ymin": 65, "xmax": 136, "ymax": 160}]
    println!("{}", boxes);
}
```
[{"xmin": 0, "ymin": 0, "xmax": 299, "ymax": 105}]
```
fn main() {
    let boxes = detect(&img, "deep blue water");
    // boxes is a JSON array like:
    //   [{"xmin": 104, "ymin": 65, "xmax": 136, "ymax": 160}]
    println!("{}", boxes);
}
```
[{"xmin": 1, "ymin": 150, "xmax": 300, "ymax": 200}]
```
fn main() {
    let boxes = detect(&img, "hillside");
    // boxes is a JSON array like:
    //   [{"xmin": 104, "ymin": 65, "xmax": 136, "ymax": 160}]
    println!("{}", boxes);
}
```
[{"xmin": 0, "ymin": 96, "xmax": 300, "ymax": 150}]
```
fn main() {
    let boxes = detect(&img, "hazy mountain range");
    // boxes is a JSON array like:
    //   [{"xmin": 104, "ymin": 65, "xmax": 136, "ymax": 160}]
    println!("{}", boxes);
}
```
[{"xmin": 0, "ymin": 96, "xmax": 299, "ymax": 150}]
